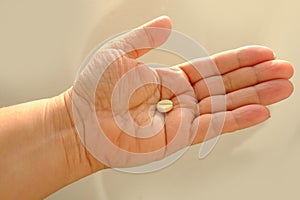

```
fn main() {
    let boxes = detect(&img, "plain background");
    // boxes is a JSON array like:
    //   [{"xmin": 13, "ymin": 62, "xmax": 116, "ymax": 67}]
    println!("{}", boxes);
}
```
[{"xmin": 0, "ymin": 0, "xmax": 299, "ymax": 199}]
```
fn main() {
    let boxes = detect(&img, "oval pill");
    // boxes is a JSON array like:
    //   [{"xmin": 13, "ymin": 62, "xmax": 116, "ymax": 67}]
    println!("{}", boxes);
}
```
[{"xmin": 156, "ymin": 100, "xmax": 173, "ymax": 113}]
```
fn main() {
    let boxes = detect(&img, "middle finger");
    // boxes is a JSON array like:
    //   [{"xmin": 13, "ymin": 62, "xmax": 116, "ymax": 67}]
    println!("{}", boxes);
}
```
[{"xmin": 194, "ymin": 60, "xmax": 293, "ymax": 101}]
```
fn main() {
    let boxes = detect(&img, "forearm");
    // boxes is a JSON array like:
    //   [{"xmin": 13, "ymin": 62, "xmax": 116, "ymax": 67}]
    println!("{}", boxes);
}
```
[{"xmin": 0, "ymin": 91, "xmax": 104, "ymax": 199}]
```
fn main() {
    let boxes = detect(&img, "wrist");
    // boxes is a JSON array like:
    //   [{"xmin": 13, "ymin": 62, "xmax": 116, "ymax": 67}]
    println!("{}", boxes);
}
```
[{"xmin": 46, "ymin": 88, "xmax": 105, "ymax": 184}]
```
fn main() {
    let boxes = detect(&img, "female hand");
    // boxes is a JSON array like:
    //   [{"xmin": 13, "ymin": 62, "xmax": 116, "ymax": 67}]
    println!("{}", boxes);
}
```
[{"xmin": 68, "ymin": 16, "xmax": 294, "ymax": 168}]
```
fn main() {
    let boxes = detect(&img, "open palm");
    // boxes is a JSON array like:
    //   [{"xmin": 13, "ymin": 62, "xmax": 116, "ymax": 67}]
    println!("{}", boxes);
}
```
[{"xmin": 72, "ymin": 16, "xmax": 293, "ymax": 168}]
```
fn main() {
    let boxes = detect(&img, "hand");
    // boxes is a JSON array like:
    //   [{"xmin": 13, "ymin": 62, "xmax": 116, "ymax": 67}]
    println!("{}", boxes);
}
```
[
  {"xmin": 67, "ymin": 16, "xmax": 294, "ymax": 168},
  {"xmin": 0, "ymin": 16, "xmax": 293, "ymax": 199}
]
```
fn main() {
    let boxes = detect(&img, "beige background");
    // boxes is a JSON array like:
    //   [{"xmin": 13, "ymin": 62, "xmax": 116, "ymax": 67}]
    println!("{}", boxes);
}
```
[{"xmin": 0, "ymin": 0, "xmax": 299, "ymax": 199}]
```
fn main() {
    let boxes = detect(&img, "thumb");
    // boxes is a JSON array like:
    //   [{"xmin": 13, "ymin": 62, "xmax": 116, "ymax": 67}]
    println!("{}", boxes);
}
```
[{"xmin": 104, "ymin": 16, "xmax": 172, "ymax": 59}]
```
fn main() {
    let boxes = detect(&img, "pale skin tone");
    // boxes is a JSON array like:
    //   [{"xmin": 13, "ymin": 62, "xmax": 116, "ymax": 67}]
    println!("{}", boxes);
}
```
[{"xmin": 0, "ymin": 16, "xmax": 294, "ymax": 199}]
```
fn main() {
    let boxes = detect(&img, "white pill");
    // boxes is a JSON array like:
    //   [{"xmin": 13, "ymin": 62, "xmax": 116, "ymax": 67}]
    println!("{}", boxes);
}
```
[{"xmin": 156, "ymin": 100, "xmax": 173, "ymax": 113}]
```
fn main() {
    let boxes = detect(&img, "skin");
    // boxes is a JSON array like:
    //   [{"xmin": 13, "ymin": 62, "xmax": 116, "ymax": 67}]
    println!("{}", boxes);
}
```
[{"xmin": 0, "ymin": 16, "xmax": 294, "ymax": 199}]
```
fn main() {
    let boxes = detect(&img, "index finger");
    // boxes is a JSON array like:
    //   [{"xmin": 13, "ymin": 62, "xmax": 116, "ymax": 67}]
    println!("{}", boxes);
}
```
[{"xmin": 175, "ymin": 45, "xmax": 276, "ymax": 84}]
